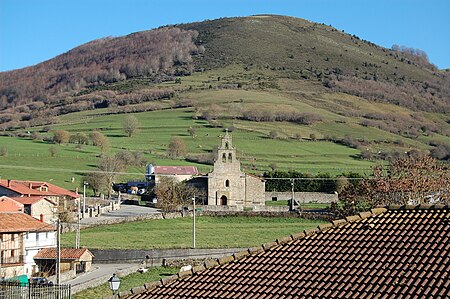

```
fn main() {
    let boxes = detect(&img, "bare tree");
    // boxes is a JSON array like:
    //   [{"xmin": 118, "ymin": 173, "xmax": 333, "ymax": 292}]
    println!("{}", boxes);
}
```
[
  {"xmin": 123, "ymin": 115, "xmax": 139, "ymax": 137},
  {"xmin": 187, "ymin": 126, "xmax": 196, "ymax": 138},
  {"xmin": 83, "ymin": 172, "xmax": 107, "ymax": 197},
  {"xmin": 337, "ymin": 155, "xmax": 450, "ymax": 216},
  {"xmin": 155, "ymin": 177, "xmax": 197, "ymax": 212},
  {"xmin": 167, "ymin": 137, "xmax": 187, "ymax": 159},
  {"xmin": 49, "ymin": 146, "xmax": 58, "ymax": 157},
  {"xmin": 97, "ymin": 155, "xmax": 124, "ymax": 199},
  {"xmin": 0, "ymin": 145, "xmax": 7, "ymax": 156},
  {"xmin": 90, "ymin": 130, "xmax": 110, "ymax": 153}
]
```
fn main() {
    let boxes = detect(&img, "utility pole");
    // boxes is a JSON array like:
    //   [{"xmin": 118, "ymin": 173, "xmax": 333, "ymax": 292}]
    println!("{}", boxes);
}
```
[
  {"xmin": 83, "ymin": 182, "xmax": 87, "ymax": 219},
  {"xmin": 56, "ymin": 219, "xmax": 61, "ymax": 285},
  {"xmin": 0, "ymin": 237, "xmax": 2, "ymax": 278},
  {"xmin": 192, "ymin": 196, "xmax": 196, "ymax": 249},
  {"xmin": 75, "ymin": 199, "xmax": 80, "ymax": 249},
  {"xmin": 290, "ymin": 179, "xmax": 295, "ymax": 211}
]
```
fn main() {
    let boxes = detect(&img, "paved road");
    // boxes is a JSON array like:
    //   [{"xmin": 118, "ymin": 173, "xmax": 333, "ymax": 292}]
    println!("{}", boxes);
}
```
[
  {"xmin": 66, "ymin": 204, "xmax": 161, "ymax": 293},
  {"xmin": 80, "ymin": 204, "xmax": 161, "ymax": 225},
  {"xmin": 64, "ymin": 262, "xmax": 141, "ymax": 293}
]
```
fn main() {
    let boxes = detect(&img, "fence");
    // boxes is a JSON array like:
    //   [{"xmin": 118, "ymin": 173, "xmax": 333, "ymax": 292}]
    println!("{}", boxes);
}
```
[{"xmin": 0, "ymin": 282, "xmax": 71, "ymax": 299}]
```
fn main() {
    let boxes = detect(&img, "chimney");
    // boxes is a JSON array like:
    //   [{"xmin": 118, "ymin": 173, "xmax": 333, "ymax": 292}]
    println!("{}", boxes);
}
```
[
  {"xmin": 75, "ymin": 187, "xmax": 78, "ymax": 194},
  {"xmin": 7, "ymin": 179, "xmax": 11, "ymax": 187},
  {"xmin": 40, "ymin": 214, "xmax": 44, "ymax": 223}
]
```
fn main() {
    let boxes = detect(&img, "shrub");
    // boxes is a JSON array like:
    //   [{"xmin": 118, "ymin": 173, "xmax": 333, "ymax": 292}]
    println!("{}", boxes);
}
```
[
  {"xmin": 0, "ymin": 145, "xmax": 8, "ymax": 156},
  {"xmin": 269, "ymin": 131, "xmax": 279, "ymax": 139}
]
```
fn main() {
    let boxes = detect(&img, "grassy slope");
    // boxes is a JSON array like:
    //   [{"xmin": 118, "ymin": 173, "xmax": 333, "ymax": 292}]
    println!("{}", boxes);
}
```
[
  {"xmin": 1, "ymin": 16, "xmax": 449, "ymax": 187},
  {"xmin": 61, "ymin": 216, "xmax": 325, "ymax": 249},
  {"xmin": 2, "ymin": 62, "xmax": 449, "ymax": 188}
]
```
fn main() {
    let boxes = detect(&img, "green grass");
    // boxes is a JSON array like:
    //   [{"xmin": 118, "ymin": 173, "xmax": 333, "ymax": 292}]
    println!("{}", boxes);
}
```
[
  {"xmin": 0, "ymin": 103, "xmax": 377, "ymax": 189},
  {"xmin": 72, "ymin": 266, "xmax": 178, "ymax": 299},
  {"xmin": 61, "ymin": 216, "xmax": 326, "ymax": 249}
]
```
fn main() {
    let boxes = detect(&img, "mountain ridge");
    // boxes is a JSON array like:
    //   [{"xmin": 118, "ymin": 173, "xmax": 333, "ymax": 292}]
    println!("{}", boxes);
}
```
[{"xmin": 0, "ymin": 15, "xmax": 449, "ymax": 159}]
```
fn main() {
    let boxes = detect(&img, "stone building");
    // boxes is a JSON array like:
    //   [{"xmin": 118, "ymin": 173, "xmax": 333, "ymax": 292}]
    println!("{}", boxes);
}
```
[{"xmin": 207, "ymin": 131, "xmax": 265, "ymax": 207}]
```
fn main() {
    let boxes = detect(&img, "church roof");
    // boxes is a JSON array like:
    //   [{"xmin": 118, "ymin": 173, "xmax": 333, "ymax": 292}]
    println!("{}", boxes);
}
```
[
  {"xmin": 119, "ymin": 205, "xmax": 450, "ymax": 299},
  {"xmin": 154, "ymin": 166, "xmax": 198, "ymax": 175}
]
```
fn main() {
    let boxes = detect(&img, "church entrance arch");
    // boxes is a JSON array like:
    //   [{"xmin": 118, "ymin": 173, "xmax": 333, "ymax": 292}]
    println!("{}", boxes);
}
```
[{"xmin": 220, "ymin": 195, "xmax": 228, "ymax": 206}]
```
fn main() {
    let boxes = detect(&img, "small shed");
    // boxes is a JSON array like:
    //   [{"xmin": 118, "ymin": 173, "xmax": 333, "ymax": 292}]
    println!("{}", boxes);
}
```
[{"xmin": 34, "ymin": 248, "xmax": 94, "ymax": 276}]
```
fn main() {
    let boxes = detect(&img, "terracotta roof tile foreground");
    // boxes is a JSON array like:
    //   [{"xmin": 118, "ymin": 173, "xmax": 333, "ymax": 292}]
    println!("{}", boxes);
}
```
[
  {"xmin": 122, "ymin": 205, "xmax": 450, "ymax": 299},
  {"xmin": 34, "ymin": 248, "xmax": 94, "ymax": 260},
  {"xmin": 0, "ymin": 213, "xmax": 55, "ymax": 233}
]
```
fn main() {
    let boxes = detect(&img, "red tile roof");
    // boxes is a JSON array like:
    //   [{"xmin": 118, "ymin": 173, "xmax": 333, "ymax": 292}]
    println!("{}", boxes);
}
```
[
  {"xmin": 0, "ymin": 213, "xmax": 55, "ymax": 233},
  {"xmin": 0, "ymin": 179, "xmax": 79, "ymax": 199},
  {"xmin": 10, "ymin": 196, "xmax": 57, "ymax": 206},
  {"xmin": 154, "ymin": 166, "xmax": 198, "ymax": 176},
  {"xmin": 0, "ymin": 196, "xmax": 24, "ymax": 212},
  {"xmin": 123, "ymin": 205, "xmax": 450, "ymax": 299},
  {"xmin": 34, "ymin": 248, "xmax": 94, "ymax": 260}
]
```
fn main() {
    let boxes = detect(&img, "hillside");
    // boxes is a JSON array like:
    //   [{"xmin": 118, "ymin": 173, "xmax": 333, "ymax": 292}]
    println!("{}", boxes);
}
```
[{"xmin": 0, "ymin": 15, "xmax": 449, "ymax": 187}]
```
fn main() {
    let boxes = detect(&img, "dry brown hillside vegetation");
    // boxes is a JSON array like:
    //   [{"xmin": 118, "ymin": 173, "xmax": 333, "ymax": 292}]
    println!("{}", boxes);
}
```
[{"xmin": 0, "ymin": 27, "xmax": 200, "ymax": 111}]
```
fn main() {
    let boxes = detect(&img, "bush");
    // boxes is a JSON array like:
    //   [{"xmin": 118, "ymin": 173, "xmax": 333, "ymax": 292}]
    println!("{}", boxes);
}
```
[
  {"xmin": 0, "ymin": 145, "xmax": 8, "ymax": 156},
  {"xmin": 269, "ymin": 131, "xmax": 279, "ymax": 139}
]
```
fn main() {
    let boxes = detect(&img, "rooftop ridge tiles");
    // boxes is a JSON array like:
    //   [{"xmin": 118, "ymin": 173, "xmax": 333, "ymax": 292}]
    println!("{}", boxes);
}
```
[
  {"xmin": 118, "ymin": 290, "xmax": 131, "ymax": 298},
  {"xmin": 345, "ymin": 215, "xmax": 362, "ymax": 222},
  {"xmin": 161, "ymin": 274, "xmax": 178, "ymax": 285},
  {"xmin": 382, "ymin": 204, "xmax": 450, "ymax": 210},
  {"xmin": 276, "ymin": 235, "xmax": 293, "ymax": 245},
  {"xmin": 131, "ymin": 285, "xmax": 145, "ymax": 294},
  {"xmin": 262, "ymin": 241, "xmax": 278, "ymax": 251},
  {"xmin": 318, "ymin": 223, "xmax": 333, "ymax": 232}
]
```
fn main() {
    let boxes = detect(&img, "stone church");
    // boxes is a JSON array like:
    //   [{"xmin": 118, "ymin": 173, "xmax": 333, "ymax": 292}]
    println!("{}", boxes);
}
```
[{"xmin": 207, "ymin": 131, "xmax": 265, "ymax": 207}]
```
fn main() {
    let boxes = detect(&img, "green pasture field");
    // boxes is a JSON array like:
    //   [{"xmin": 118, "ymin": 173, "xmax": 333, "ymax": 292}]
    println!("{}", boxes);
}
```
[
  {"xmin": 61, "ymin": 216, "xmax": 326, "ymax": 250},
  {"xmin": 72, "ymin": 266, "xmax": 178, "ymax": 299},
  {"xmin": 0, "ymin": 103, "xmax": 376, "ymax": 189}
]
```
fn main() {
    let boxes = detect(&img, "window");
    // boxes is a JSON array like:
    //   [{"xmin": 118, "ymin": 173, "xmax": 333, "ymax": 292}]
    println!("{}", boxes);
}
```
[
  {"xmin": 225, "ymin": 180, "xmax": 230, "ymax": 187},
  {"xmin": 26, "ymin": 233, "xmax": 29, "ymax": 240},
  {"xmin": 225, "ymin": 142, "xmax": 229, "ymax": 149},
  {"xmin": 228, "ymin": 153, "xmax": 232, "ymax": 162},
  {"xmin": 222, "ymin": 153, "xmax": 227, "ymax": 163}
]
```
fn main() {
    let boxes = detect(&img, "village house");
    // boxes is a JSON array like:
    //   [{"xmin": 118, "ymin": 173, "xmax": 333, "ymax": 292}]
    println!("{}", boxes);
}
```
[
  {"xmin": 10, "ymin": 196, "xmax": 57, "ymax": 224},
  {"xmin": 147, "ymin": 165, "xmax": 199, "ymax": 185},
  {"xmin": 0, "ymin": 179, "xmax": 79, "ymax": 205},
  {"xmin": 120, "ymin": 204, "xmax": 450, "ymax": 298},
  {"xmin": 0, "ymin": 195, "xmax": 58, "ymax": 224},
  {"xmin": 207, "ymin": 131, "xmax": 265, "ymax": 207},
  {"xmin": 0, "ymin": 213, "xmax": 56, "ymax": 278},
  {"xmin": 34, "ymin": 248, "xmax": 94, "ymax": 279}
]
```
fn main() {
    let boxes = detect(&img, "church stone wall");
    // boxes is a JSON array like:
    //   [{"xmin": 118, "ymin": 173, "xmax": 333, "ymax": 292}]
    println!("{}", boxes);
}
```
[
  {"xmin": 207, "ymin": 131, "xmax": 265, "ymax": 207},
  {"xmin": 244, "ymin": 175, "xmax": 265, "ymax": 206}
]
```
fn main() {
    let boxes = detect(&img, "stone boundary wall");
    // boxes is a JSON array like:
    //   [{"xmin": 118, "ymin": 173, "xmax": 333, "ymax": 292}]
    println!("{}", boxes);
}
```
[
  {"xmin": 90, "ymin": 248, "xmax": 244, "ymax": 265},
  {"xmin": 265, "ymin": 192, "xmax": 338, "ymax": 203}
]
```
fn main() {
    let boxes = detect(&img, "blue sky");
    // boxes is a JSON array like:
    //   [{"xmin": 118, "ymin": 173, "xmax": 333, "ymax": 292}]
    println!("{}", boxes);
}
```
[{"xmin": 1, "ymin": 0, "xmax": 449, "ymax": 71}]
